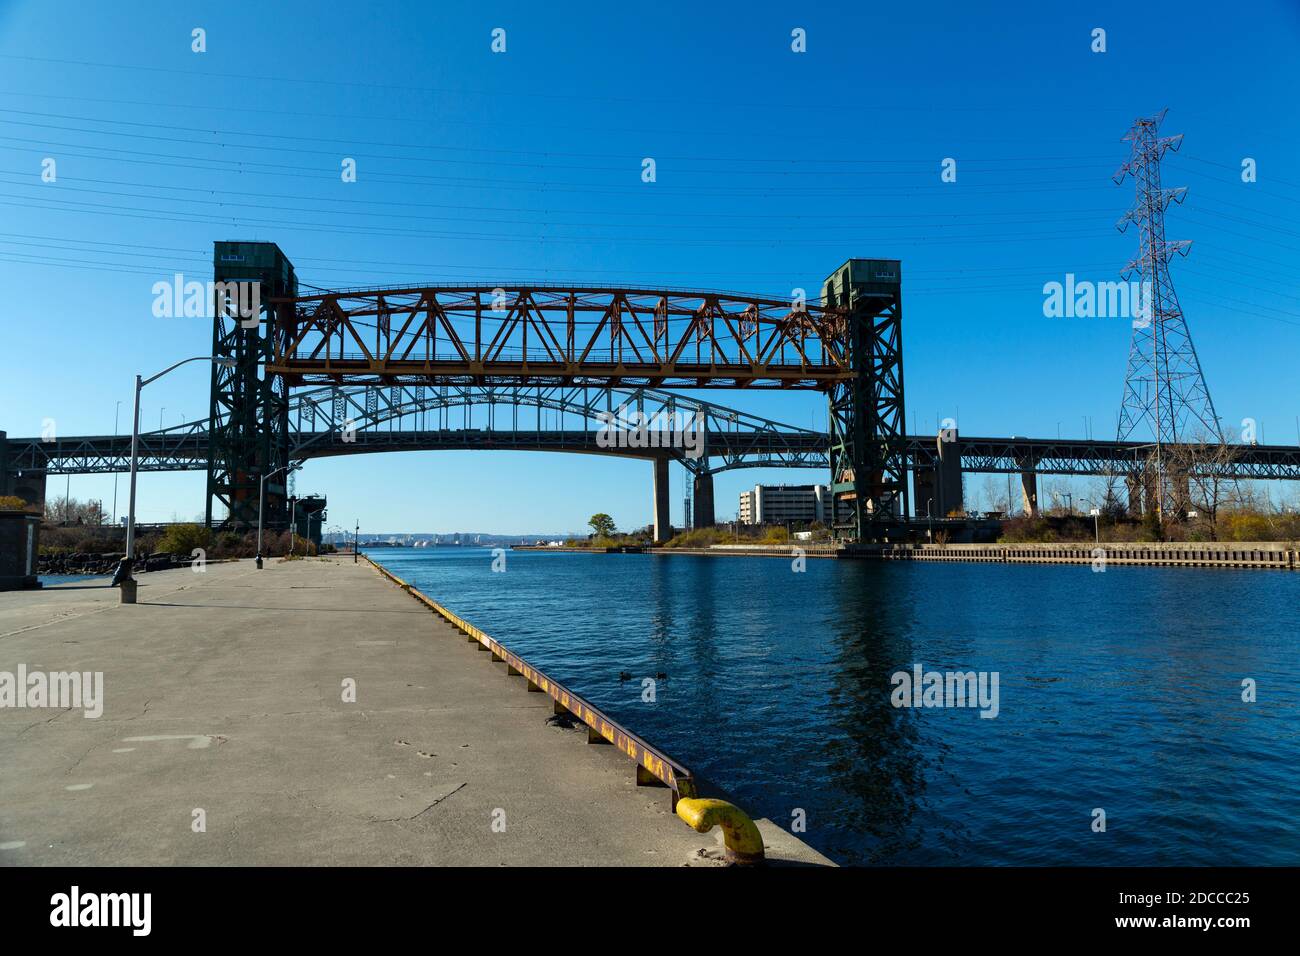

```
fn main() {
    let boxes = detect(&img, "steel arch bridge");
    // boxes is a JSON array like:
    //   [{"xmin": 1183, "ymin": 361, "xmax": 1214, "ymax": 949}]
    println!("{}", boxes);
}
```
[
  {"xmin": 8, "ymin": 378, "xmax": 1299, "ymax": 526},
  {"xmin": 13, "ymin": 386, "xmax": 1300, "ymax": 481},
  {"xmin": 2, "ymin": 383, "xmax": 831, "ymax": 474},
  {"xmin": 1, "ymin": 382, "xmax": 830, "ymax": 529}
]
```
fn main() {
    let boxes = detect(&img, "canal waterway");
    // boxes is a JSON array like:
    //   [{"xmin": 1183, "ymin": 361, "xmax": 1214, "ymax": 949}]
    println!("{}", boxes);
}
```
[{"xmin": 374, "ymin": 547, "xmax": 1299, "ymax": 866}]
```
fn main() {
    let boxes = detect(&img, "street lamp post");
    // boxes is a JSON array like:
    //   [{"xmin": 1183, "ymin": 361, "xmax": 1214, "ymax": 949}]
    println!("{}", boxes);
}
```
[
  {"xmin": 256, "ymin": 461, "xmax": 301, "ymax": 569},
  {"xmin": 1082, "ymin": 498, "xmax": 1101, "ymax": 544},
  {"xmin": 124, "ymin": 377, "xmax": 142, "ymax": 579},
  {"xmin": 926, "ymin": 498, "xmax": 934, "ymax": 542},
  {"xmin": 112, "ymin": 400, "xmax": 122, "ymax": 526},
  {"xmin": 121, "ymin": 355, "xmax": 234, "ymax": 604},
  {"xmin": 354, "ymin": 521, "xmax": 360, "ymax": 563}
]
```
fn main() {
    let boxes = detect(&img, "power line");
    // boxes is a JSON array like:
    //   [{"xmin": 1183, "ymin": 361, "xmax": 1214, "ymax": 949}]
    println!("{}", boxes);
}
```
[
  {"xmin": 0, "ymin": 192, "xmax": 1119, "ymax": 246},
  {"xmin": 1, "ymin": 133, "xmax": 1118, "ymax": 197},
  {"xmin": 2, "ymin": 239, "xmax": 1295, "ymax": 328},
  {"xmin": 0, "ymin": 166, "xmax": 1122, "ymax": 225},
  {"xmin": 0, "ymin": 176, "xmax": 1125, "ymax": 235},
  {"xmin": 0, "ymin": 87, "xmax": 1144, "ymax": 148},
  {"xmin": 0, "ymin": 232, "xmax": 1132, "ymax": 284},
  {"xmin": 0, "ymin": 106, "xmax": 1121, "ymax": 168},
  {"xmin": 0, "ymin": 52, "xmax": 1137, "ymax": 117},
  {"xmin": 1181, "ymin": 154, "xmax": 1300, "ymax": 193}
]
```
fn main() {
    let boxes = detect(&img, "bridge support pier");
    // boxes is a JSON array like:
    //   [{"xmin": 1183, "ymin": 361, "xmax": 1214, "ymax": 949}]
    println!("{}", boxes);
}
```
[
  {"xmin": 1, "ymin": 429, "xmax": 47, "ymax": 515},
  {"xmin": 1126, "ymin": 468, "xmax": 1162, "ymax": 518},
  {"xmin": 912, "ymin": 432, "xmax": 963, "ymax": 519},
  {"xmin": 1125, "ymin": 474, "xmax": 1144, "ymax": 517},
  {"xmin": 1019, "ymin": 468, "xmax": 1040, "ymax": 520},
  {"xmin": 1171, "ymin": 468, "xmax": 1191, "ymax": 517},
  {"xmin": 652, "ymin": 457, "xmax": 672, "ymax": 543},
  {"xmin": 935, "ymin": 431, "xmax": 963, "ymax": 517},
  {"xmin": 1019, "ymin": 471, "xmax": 1038, "ymax": 518},
  {"xmin": 1015, "ymin": 453, "xmax": 1039, "ymax": 517},
  {"xmin": 912, "ymin": 467, "xmax": 933, "ymax": 520},
  {"xmin": 692, "ymin": 471, "xmax": 715, "ymax": 529}
]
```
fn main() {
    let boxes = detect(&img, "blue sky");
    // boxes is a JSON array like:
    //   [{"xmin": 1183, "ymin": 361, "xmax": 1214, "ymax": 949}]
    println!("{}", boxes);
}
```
[{"xmin": 1, "ymin": 0, "xmax": 1297, "ymax": 532}]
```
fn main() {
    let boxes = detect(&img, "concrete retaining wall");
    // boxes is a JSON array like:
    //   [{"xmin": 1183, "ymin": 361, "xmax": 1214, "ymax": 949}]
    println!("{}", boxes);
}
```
[
  {"xmin": 861, "ymin": 541, "xmax": 1297, "ymax": 569},
  {"xmin": 524, "ymin": 540, "xmax": 1299, "ymax": 570}
]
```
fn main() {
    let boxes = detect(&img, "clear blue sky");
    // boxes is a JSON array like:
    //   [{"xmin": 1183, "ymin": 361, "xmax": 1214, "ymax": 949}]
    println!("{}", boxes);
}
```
[{"xmin": 1, "ymin": 0, "xmax": 1297, "ymax": 532}]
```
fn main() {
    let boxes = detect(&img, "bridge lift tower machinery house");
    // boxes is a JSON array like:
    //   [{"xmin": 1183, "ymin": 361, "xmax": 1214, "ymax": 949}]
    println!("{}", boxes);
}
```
[{"xmin": 203, "ymin": 242, "xmax": 907, "ymax": 543}]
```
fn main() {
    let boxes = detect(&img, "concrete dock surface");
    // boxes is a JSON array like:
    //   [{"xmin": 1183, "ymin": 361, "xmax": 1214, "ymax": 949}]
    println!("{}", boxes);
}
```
[{"xmin": 0, "ymin": 558, "xmax": 831, "ymax": 867}]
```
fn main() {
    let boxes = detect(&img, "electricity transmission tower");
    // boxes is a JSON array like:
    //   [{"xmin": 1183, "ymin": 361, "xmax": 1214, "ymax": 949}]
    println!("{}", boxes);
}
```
[{"xmin": 1113, "ymin": 110, "xmax": 1222, "ymax": 516}]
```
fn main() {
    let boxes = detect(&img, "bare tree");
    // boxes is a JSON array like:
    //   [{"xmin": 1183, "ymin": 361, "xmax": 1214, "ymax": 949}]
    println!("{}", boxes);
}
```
[
  {"xmin": 981, "ymin": 475, "xmax": 1009, "ymax": 516},
  {"xmin": 1041, "ymin": 479, "xmax": 1070, "ymax": 515},
  {"xmin": 1091, "ymin": 470, "xmax": 1126, "ymax": 519},
  {"xmin": 1164, "ymin": 429, "xmax": 1243, "ymax": 536},
  {"xmin": 43, "ymin": 496, "xmax": 105, "ymax": 526}
]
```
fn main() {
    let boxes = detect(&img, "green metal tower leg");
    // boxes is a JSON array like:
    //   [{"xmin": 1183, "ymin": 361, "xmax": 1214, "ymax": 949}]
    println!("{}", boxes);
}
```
[
  {"xmin": 823, "ymin": 260, "xmax": 906, "ymax": 542},
  {"xmin": 206, "ymin": 241, "xmax": 297, "ymax": 530}
]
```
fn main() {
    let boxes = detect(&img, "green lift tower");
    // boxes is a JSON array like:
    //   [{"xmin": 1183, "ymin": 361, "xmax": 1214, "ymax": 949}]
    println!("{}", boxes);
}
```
[
  {"xmin": 206, "ymin": 241, "xmax": 297, "ymax": 530},
  {"xmin": 822, "ymin": 259, "xmax": 907, "ymax": 541}
]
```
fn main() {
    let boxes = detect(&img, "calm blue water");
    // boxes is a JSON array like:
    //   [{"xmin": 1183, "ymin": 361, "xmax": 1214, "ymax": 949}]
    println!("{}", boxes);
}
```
[
  {"xmin": 376, "ymin": 547, "xmax": 1300, "ymax": 866},
  {"xmin": 38, "ymin": 574, "xmax": 110, "ymax": 586}
]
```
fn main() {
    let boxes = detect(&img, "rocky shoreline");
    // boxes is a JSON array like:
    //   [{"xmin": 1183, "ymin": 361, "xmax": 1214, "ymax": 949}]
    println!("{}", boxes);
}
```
[{"xmin": 38, "ymin": 552, "xmax": 190, "ymax": 576}]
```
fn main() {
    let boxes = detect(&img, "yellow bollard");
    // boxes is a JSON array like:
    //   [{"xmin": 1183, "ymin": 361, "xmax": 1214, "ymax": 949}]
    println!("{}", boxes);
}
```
[{"xmin": 675, "ymin": 798, "xmax": 766, "ymax": 866}]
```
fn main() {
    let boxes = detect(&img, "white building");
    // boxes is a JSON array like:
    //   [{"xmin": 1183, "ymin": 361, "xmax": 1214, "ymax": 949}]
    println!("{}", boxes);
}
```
[{"xmin": 738, "ymin": 484, "xmax": 835, "ymax": 526}]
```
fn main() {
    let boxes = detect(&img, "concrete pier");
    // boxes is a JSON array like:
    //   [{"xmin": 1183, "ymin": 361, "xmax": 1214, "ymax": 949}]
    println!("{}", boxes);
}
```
[
  {"xmin": 692, "ymin": 471, "xmax": 715, "ymax": 529},
  {"xmin": 934, "ymin": 431, "xmax": 964, "ymax": 517},
  {"xmin": 0, "ymin": 558, "xmax": 830, "ymax": 866},
  {"xmin": 1014, "ymin": 451, "xmax": 1039, "ymax": 517},
  {"xmin": 913, "ymin": 432, "xmax": 964, "ymax": 520},
  {"xmin": 652, "ymin": 456, "xmax": 671, "ymax": 542}
]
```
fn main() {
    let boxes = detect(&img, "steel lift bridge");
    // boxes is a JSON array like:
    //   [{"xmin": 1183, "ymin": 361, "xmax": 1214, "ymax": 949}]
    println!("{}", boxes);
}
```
[
  {"xmin": 5, "ymin": 242, "xmax": 1298, "ymax": 540},
  {"xmin": 218, "ymin": 244, "xmax": 906, "ymax": 541},
  {"xmin": 2, "ymin": 243, "xmax": 906, "ymax": 542}
]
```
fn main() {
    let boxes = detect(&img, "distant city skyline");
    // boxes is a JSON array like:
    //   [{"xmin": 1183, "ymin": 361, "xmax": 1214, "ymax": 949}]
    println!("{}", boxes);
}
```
[{"xmin": 332, "ymin": 530, "xmax": 589, "ymax": 542}]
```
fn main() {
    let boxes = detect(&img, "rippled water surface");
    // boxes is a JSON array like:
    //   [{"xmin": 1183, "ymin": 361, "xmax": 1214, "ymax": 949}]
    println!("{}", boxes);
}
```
[{"xmin": 375, "ymin": 547, "xmax": 1300, "ymax": 866}]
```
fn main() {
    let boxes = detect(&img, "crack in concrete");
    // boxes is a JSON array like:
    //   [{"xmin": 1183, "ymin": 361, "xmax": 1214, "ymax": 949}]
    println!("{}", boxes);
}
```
[
  {"xmin": 368, "ymin": 782, "xmax": 467, "ymax": 823},
  {"xmin": 63, "ymin": 738, "xmax": 103, "ymax": 776},
  {"xmin": 15, "ymin": 706, "xmax": 73, "ymax": 737},
  {"xmin": 0, "ymin": 603, "xmax": 118, "ymax": 641}
]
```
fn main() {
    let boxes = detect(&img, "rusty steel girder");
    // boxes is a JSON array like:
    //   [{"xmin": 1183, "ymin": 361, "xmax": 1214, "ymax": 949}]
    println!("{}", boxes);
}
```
[{"xmin": 267, "ymin": 285, "xmax": 850, "ymax": 389}]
